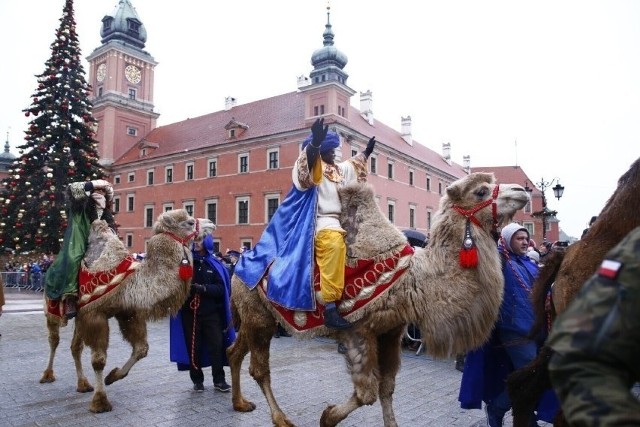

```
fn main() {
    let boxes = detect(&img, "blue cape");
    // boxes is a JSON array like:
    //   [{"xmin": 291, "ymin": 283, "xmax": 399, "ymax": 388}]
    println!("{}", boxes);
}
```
[
  {"xmin": 169, "ymin": 235, "xmax": 236, "ymax": 369},
  {"xmin": 234, "ymin": 184, "xmax": 318, "ymax": 310}
]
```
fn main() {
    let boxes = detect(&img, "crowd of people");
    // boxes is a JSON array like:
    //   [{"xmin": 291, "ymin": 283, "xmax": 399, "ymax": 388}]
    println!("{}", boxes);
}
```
[{"xmin": 1, "ymin": 255, "xmax": 53, "ymax": 291}]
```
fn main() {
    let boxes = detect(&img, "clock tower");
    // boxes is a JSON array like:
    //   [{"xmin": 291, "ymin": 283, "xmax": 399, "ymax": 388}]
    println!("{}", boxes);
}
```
[{"xmin": 86, "ymin": 0, "xmax": 159, "ymax": 165}]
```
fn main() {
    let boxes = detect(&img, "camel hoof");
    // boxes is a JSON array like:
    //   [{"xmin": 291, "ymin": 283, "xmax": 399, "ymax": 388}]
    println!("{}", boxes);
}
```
[
  {"xmin": 320, "ymin": 405, "xmax": 339, "ymax": 427},
  {"xmin": 39, "ymin": 369, "xmax": 56, "ymax": 383},
  {"xmin": 105, "ymin": 367, "xmax": 126, "ymax": 385},
  {"xmin": 233, "ymin": 398, "xmax": 257, "ymax": 412},
  {"xmin": 89, "ymin": 391, "xmax": 112, "ymax": 413},
  {"xmin": 76, "ymin": 378, "xmax": 94, "ymax": 393},
  {"xmin": 272, "ymin": 412, "xmax": 296, "ymax": 427}
]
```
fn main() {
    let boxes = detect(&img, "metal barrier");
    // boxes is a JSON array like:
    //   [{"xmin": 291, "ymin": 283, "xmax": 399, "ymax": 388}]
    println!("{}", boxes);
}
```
[{"xmin": 1, "ymin": 271, "xmax": 45, "ymax": 292}]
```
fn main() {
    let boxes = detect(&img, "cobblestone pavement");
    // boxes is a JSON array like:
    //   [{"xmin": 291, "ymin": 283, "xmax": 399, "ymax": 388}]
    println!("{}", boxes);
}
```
[{"xmin": 0, "ymin": 288, "xmax": 545, "ymax": 427}]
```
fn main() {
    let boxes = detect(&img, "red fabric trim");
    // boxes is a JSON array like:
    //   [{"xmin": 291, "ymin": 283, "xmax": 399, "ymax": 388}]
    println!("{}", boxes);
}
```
[{"xmin": 260, "ymin": 244, "xmax": 414, "ymax": 332}]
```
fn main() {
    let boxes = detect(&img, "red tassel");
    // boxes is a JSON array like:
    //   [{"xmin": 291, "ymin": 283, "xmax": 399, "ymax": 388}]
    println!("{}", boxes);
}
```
[
  {"xmin": 459, "ymin": 219, "xmax": 479, "ymax": 268},
  {"xmin": 179, "ymin": 258, "xmax": 193, "ymax": 280},
  {"xmin": 459, "ymin": 246, "xmax": 478, "ymax": 268}
]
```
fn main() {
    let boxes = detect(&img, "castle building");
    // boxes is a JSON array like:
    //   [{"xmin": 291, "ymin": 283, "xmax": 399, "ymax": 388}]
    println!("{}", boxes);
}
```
[{"xmin": 85, "ymin": 1, "xmax": 483, "ymax": 253}]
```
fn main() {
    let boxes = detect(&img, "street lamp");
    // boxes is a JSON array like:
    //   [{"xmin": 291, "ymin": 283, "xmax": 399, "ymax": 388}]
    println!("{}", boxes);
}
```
[{"xmin": 530, "ymin": 177, "xmax": 565, "ymax": 242}]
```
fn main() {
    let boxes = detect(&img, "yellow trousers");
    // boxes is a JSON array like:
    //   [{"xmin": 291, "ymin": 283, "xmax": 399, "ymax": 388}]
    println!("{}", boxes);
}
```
[{"xmin": 315, "ymin": 229, "xmax": 346, "ymax": 303}]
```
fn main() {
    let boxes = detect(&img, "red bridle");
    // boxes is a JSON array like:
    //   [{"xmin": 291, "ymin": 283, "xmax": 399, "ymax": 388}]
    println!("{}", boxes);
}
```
[
  {"xmin": 452, "ymin": 183, "xmax": 500, "ymax": 233},
  {"xmin": 164, "ymin": 218, "xmax": 201, "ymax": 247}
]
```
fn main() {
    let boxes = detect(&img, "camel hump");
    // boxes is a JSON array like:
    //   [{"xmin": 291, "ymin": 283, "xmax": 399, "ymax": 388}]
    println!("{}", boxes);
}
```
[{"xmin": 339, "ymin": 182, "xmax": 407, "ymax": 260}]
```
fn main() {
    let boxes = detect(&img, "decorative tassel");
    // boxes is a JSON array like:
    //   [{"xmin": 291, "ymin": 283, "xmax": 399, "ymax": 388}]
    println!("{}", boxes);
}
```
[
  {"xmin": 179, "ymin": 256, "xmax": 193, "ymax": 280},
  {"xmin": 459, "ymin": 219, "xmax": 479, "ymax": 268}
]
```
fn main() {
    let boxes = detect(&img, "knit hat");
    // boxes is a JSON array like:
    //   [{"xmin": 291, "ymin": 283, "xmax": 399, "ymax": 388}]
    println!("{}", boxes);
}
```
[
  {"xmin": 301, "ymin": 130, "xmax": 341, "ymax": 154},
  {"xmin": 500, "ymin": 223, "xmax": 529, "ymax": 253}
]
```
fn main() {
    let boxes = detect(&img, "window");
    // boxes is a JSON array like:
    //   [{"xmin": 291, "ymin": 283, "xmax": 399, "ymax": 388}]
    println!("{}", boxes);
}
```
[
  {"xmin": 114, "ymin": 175, "xmax": 121, "ymax": 184},
  {"xmin": 128, "ymin": 88, "xmax": 136, "ymax": 100},
  {"xmin": 98, "ymin": 87, "xmax": 103, "ymax": 97},
  {"xmin": 165, "ymin": 166, "xmax": 173, "ymax": 183},
  {"xmin": 370, "ymin": 156, "xmax": 377, "ymax": 174},
  {"xmin": 351, "ymin": 148, "xmax": 358, "ymax": 158},
  {"xmin": 239, "ymin": 154, "xmax": 249, "ymax": 173},
  {"xmin": 524, "ymin": 222, "xmax": 535, "ymax": 237},
  {"xmin": 387, "ymin": 162, "xmax": 394, "ymax": 179},
  {"xmin": 183, "ymin": 202, "xmax": 194, "ymax": 217},
  {"xmin": 144, "ymin": 206, "xmax": 154, "ymax": 228},
  {"xmin": 207, "ymin": 159, "xmax": 217, "ymax": 178},
  {"xmin": 127, "ymin": 194, "xmax": 135, "ymax": 211},
  {"xmin": 147, "ymin": 169, "xmax": 154, "ymax": 185},
  {"xmin": 409, "ymin": 170, "xmax": 414, "ymax": 186},
  {"xmin": 206, "ymin": 200, "xmax": 217, "ymax": 224},
  {"xmin": 126, "ymin": 233, "xmax": 133, "ymax": 248},
  {"xmin": 127, "ymin": 20, "xmax": 140, "ymax": 34},
  {"xmin": 426, "ymin": 175, "xmax": 431, "ymax": 191},
  {"xmin": 185, "ymin": 162, "xmax": 194, "ymax": 180},
  {"xmin": 128, "ymin": 172, "xmax": 135, "ymax": 182},
  {"xmin": 163, "ymin": 203, "xmax": 173, "ymax": 212},
  {"xmin": 127, "ymin": 126, "xmax": 137, "ymax": 136},
  {"xmin": 229, "ymin": 129, "xmax": 236, "ymax": 138},
  {"xmin": 427, "ymin": 210, "xmax": 433, "ymax": 230},
  {"xmin": 114, "ymin": 197, "xmax": 120, "ymax": 213},
  {"xmin": 409, "ymin": 206, "xmax": 415, "ymax": 228},
  {"xmin": 265, "ymin": 195, "xmax": 279, "ymax": 222},
  {"xmin": 438, "ymin": 182, "xmax": 443, "ymax": 196},
  {"xmin": 267, "ymin": 149, "xmax": 279, "ymax": 170},
  {"xmin": 240, "ymin": 241, "xmax": 252, "ymax": 251},
  {"xmin": 387, "ymin": 201, "xmax": 395, "ymax": 223},
  {"xmin": 313, "ymin": 105, "xmax": 325, "ymax": 115},
  {"xmin": 237, "ymin": 197, "xmax": 249, "ymax": 224},
  {"xmin": 524, "ymin": 198, "xmax": 532, "ymax": 214}
]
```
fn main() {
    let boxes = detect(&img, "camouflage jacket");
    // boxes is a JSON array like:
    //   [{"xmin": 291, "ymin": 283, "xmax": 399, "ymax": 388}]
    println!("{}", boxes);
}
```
[{"xmin": 547, "ymin": 226, "xmax": 640, "ymax": 426}]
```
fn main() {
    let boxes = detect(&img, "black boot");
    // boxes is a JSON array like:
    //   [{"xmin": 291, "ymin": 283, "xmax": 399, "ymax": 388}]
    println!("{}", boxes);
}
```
[
  {"xmin": 323, "ymin": 304, "xmax": 352, "ymax": 330},
  {"xmin": 64, "ymin": 296, "xmax": 78, "ymax": 320}
]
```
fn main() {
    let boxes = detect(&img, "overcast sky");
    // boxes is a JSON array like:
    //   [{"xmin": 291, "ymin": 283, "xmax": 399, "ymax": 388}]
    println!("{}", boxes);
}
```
[{"xmin": 1, "ymin": 0, "xmax": 639, "ymax": 238}]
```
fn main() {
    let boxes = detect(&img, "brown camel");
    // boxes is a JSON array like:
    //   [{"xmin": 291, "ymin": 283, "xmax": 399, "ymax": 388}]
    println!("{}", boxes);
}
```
[
  {"xmin": 228, "ymin": 172, "xmax": 530, "ymax": 427},
  {"xmin": 507, "ymin": 156, "xmax": 640, "ymax": 427},
  {"xmin": 39, "ymin": 209, "xmax": 214, "ymax": 413}
]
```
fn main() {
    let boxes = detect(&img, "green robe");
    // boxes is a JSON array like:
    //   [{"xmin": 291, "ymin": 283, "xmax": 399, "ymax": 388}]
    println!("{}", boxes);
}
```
[{"xmin": 44, "ymin": 184, "xmax": 91, "ymax": 300}]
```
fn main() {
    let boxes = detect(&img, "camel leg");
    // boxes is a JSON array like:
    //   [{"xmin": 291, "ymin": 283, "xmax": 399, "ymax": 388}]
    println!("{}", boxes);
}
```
[
  {"xmin": 321, "ymin": 330, "xmax": 381, "ymax": 427},
  {"xmin": 227, "ymin": 322, "xmax": 257, "ymax": 413},
  {"xmin": 70, "ymin": 322, "xmax": 94, "ymax": 393},
  {"xmin": 105, "ymin": 312, "xmax": 148, "ymax": 385},
  {"xmin": 40, "ymin": 315, "xmax": 60, "ymax": 383},
  {"xmin": 507, "ymin": 346, "xmax": 553, "ymax": 427},
  {"xmin": 78, "ymin": 312, "xmax": 112, "ymax": 413},
  {"xmin": 376, "ymin": 326, "xmax": 404, "ymax": 427}
]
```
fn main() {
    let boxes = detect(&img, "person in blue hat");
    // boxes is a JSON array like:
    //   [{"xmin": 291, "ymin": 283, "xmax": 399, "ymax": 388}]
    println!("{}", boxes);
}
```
[
  {"xmin": 169, "ymin": 234, "xmax": 235, "ymax": 392},
  {"xmin": 234, "ymin": 118, "xmax": 375, "ymax": 329}
]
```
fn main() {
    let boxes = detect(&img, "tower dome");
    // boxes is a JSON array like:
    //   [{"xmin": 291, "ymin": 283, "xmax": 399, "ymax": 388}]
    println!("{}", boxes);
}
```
[
  {"xmin": 309, "ymin": 6, "xmax": 349, "ymax": 86},
  {"xmin": 100, "ymin": 0, "xmax": 147, "ymax": 49}
]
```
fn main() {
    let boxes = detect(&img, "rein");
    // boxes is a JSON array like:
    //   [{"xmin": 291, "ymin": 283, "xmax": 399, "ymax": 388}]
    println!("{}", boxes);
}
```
[
  {"xmin": 164, "ymin": 218, "xmax": 200, "ymax": 247},
  {"xmin": 451, "ymin": 183, "xmax": 500, "ymax": 232}
]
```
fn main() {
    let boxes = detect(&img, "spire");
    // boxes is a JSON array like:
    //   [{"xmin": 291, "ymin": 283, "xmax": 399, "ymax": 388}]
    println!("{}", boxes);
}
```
[
  {"xmin": 100, "ymin": 0, "xmax": 147, "ymax": 48},
  {"xmin": 309, "ymin": 4, "xmax": 349, "ymax": 86}
]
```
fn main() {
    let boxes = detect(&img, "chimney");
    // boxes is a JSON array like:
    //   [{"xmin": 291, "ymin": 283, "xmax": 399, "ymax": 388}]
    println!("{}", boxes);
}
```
[
  {"xmin": 359, "ymin": 90, "xmax": 374, "ymax": 125},
  {"xmin": 442, "ymin": 142, "xmax": 452, "ymax": 165},
  {"xmin": 463, "ymin": 155, "xmax": 471, "ymax": 173},
  {"xmin": 401, "ymin": 116, "xmax": 412, "ymax": 145},
  {"xmin": 297, "ymin": 75, "xmax": 311, "ymax": 89},
  {"xmin": 225, "ymin": 96, "xmax": 237, "ymax": 111}
]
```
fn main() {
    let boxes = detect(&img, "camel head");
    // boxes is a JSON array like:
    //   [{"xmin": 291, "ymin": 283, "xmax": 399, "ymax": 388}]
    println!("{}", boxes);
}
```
[
  {"xmin": 438, "ymin": 172, "xmax": 529, "ymax": 237},
  {"xmin": 152, "ymin": 209, "xmax": 215, "ymax": 245}
]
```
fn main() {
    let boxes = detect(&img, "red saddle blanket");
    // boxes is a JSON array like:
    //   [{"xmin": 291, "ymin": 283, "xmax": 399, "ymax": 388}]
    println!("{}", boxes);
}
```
[
  {"xmin": 261, "ymin": 244, "xmax": 414, "ymax": 332},
  {"xmin": 45, "ymin": 255, "xmax": 140, "ymax": 318}
]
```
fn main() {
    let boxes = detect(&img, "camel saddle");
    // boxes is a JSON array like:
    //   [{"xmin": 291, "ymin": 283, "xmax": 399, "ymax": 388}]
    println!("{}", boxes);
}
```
[{"xmin": 261, "ymin": 243, "xmax": 414, "ymax": 332}]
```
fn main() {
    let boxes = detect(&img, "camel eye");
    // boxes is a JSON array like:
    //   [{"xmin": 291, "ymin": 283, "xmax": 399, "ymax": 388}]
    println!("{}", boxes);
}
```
[{"xmin": 476, "ymin": 187, "xmax": 489, "ymax": 199}]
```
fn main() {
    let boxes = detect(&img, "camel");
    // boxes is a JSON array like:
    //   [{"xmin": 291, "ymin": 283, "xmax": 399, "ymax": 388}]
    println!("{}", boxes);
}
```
[
  {"xmin": 507, "ymin": 156, "xmax": 640, "ymax": 427},
  {"xmin": 228, "ymin": 172, "xmax": 530, "ymax": 427},
  {"xmin": 39, "ymin": 209, "xmax": 214, "ymax": 413}
]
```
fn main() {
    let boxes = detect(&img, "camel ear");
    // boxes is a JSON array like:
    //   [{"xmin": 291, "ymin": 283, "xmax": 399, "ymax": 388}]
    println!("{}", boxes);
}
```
[
  {"xmin": 153, "ymin": 211, "xmax": 174, "ymax": 234},
  {"xmin": 446, "ymin": 183, "xmax": 462, "ymax": 201}
]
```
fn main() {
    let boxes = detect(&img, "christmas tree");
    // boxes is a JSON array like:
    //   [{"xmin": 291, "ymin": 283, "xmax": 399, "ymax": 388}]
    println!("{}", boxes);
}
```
[{"xmin": 0, "ymin": 0, "xmax": 106, "ymax": 255}]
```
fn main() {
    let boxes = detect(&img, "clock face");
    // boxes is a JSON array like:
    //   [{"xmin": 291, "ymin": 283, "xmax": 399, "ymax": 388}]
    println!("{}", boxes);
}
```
[
  {"xmin": 96, "ymin": 63, "xmax": 106, "ymax": 82},
  {"xmin": 124, "ymin": 65, "xmax": 142, "ymax": 84}
]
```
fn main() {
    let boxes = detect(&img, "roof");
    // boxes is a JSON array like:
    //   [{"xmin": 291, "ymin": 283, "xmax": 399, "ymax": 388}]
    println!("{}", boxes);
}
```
[{"xmin": 114, "ymin": 91, "xmax": 467, "ymax": 180}]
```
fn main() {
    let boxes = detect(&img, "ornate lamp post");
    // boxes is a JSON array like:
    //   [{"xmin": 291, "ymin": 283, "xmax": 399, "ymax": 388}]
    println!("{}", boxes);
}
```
[{"xmin": 528, "ymin": 178, "xmax": 565, "ymax": 242}]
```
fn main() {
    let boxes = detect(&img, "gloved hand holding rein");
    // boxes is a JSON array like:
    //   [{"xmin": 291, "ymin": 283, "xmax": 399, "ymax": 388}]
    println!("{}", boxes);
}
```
[{"xmin": 364, "ymin": 136, "xmax": 376, "ymax": 158}]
